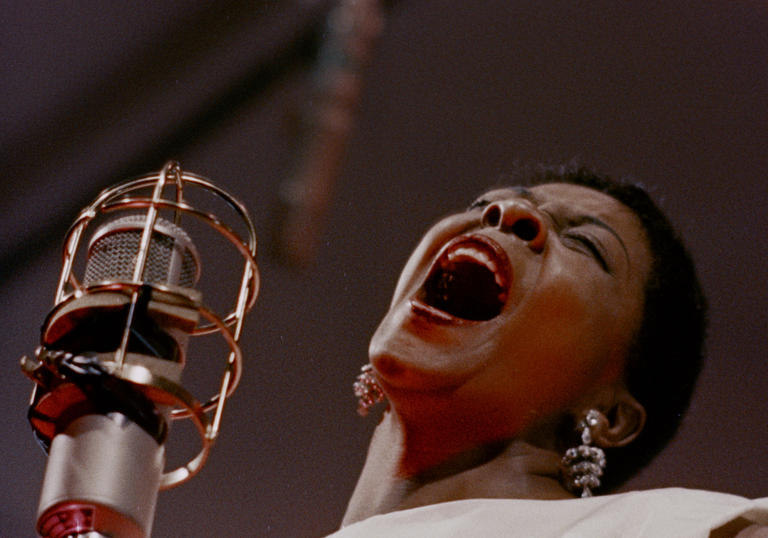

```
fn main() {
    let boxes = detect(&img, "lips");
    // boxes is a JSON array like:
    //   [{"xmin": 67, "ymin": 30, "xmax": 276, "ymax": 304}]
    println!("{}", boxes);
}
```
[{"xmin": 413, "ymin": 234, "xmax": 512, "ymax": 322}]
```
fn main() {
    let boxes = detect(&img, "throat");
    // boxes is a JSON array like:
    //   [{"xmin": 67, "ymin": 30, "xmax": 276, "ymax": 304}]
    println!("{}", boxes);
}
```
[
  {"xmin": 343, "ymin": 411, "xmax": 571, "ymax": 526},
  {"xmin": 406, "ymin": 440, "xmax": 509, "ymax": 482},
  {"xmin": 397, "ymin": 439, "xmax": 573, "ymax": 511},
  {"xmin": 396, "ymin": 425, "xmax": 504, "ymax": 478}
]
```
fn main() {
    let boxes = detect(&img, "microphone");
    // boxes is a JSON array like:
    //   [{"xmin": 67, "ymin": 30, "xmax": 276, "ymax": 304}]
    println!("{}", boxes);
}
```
[{"xmin": 21, "ymin": 161, "xmax": 259, "ymax": 538}]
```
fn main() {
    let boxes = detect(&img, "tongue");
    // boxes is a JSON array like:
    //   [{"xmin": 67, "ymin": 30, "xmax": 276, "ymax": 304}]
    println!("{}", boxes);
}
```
[{"xmin": 424, "ymin": 259, "xmax": 506, "ymax": 321}]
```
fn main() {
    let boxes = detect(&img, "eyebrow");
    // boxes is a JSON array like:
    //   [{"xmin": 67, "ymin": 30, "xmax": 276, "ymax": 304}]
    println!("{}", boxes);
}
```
[{"xmin": 510, "ymin": 186, "xmax": 538, "ymax": 202}]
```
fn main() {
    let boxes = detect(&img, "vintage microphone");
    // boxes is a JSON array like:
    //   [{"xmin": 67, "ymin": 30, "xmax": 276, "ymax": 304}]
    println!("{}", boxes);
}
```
[{"xmin": 20, "ymin": 161, "xmax": 260, "ymax": 538}]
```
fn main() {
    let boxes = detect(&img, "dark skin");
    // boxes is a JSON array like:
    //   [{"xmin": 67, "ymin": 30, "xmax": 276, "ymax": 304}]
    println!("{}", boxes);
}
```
[
  {"xmin": 343, "ymin": 185, "xmax": 768, "ymax": 537},
  {"xmin": 344, "ymin": 184, "xmax": 650, "ymax": 524}
]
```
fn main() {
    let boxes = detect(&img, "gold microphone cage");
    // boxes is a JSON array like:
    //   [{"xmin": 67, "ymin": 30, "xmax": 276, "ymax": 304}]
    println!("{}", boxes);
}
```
[{"xmin": 23, "ymin": 161, "xmax": 260, "ymax": 489}]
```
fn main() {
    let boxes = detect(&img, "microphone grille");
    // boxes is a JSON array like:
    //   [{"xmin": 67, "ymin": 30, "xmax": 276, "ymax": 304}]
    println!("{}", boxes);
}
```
[{"xmin": 84, "ymin": 215, "xmax": 200, "ymax": 288}]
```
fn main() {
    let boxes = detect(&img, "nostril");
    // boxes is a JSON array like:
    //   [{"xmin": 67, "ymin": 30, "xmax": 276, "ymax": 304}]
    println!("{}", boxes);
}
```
[
  {"xmin": 482, "ymin": 202, "xmax": 544, "ymax": 246},
  {"xmin": 511, "ymin": 218, "xmax": 539, "ymax": 241},
  {"xmin": 483, "ymin": 205, "xmax": 501, "ymax": 227}
]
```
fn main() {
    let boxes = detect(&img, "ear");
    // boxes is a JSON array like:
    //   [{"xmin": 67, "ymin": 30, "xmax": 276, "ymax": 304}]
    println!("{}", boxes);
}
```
[{"xmin": 577, "ymin": 385, "xmax": 646, "ymax": 448}]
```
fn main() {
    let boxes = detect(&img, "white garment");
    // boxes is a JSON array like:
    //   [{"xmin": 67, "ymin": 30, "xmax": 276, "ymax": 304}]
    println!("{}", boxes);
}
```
[{"xmin": 327, "ymin": 488, "xmax": 768, "ymax": 538}]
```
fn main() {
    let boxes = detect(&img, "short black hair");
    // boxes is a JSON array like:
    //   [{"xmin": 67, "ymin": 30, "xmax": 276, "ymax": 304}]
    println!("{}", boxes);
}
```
[{"xmin": 514, "ymin": 163, "xmax": 708, "ymax": 490}]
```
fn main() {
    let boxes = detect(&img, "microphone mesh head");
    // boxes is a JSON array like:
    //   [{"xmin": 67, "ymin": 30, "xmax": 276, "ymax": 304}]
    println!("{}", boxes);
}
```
[{"xmin": 84, "ymin": 215, "xmax": 200, "ymax": 288}]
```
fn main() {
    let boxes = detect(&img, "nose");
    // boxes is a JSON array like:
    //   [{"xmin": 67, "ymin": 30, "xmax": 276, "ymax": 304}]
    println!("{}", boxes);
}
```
[{"xmin": 481, "ymin": 200, "xmax": 548, "ymax": 252}]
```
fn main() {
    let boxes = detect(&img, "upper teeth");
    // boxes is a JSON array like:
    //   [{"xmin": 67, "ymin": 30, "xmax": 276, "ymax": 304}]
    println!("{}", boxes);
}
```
[{"xmin": 446, "ymin": 246, "xmax": 505, "ymax": 287}]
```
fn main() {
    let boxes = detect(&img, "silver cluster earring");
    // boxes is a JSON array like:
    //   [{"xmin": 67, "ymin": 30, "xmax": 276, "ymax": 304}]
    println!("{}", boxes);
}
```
[
  {"xmin": 561, "ymin": 409, "xmax": 607, "ymax": 498},
  {"xmin": 353, "ymin": 363, "xmax": 385, "ymax": 416}
]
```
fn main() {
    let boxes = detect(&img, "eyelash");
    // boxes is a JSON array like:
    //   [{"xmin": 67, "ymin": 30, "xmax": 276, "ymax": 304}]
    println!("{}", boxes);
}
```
[
  {"xmin": 540, "ymin": 209, "xmax": 610, "ymax": 272},
  {"xmin": 562, "ymin": 232, "xmax": 610, "ymax": 272},
  {"xmin": 467, "ymin": 198, "xmax": 490, "ymax": 211}
]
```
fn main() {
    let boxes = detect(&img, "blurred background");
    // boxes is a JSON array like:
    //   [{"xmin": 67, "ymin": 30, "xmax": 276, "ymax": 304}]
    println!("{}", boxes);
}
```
[{"xmin": 1, "ymin": 1, "xmax": 766, "ymax": 536}]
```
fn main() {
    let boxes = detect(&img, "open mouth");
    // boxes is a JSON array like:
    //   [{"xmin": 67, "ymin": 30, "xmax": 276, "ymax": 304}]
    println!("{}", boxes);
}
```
[{"xmin": 415, "ymin": 235, "xmax": 511, "ymax": 322}]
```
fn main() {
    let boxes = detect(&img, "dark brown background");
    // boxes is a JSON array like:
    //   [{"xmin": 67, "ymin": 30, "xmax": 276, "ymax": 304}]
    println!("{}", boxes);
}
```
[{"xmin": 1, "ymin": 2, "xmax": 766, "ymax": 536}]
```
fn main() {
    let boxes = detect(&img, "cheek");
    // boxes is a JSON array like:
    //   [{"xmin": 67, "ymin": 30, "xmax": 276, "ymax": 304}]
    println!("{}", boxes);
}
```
[{"xmin": 492, "ymin": 274, "xmax": 625, "ymax": 412}]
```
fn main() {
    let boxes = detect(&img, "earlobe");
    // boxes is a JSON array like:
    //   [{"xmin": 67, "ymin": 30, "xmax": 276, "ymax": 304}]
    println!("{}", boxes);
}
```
[
  {"xmin": 559, "ymin": 390, "xmax": 646, "ymax": 496},
  {"xmin": 591, "ymin": 389, "xmax": 646, "ymax": 448}
]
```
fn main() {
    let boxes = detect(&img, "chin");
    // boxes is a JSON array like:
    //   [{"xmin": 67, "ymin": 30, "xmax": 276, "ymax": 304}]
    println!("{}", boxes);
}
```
[{"xmin": 367, "ymin": 307, "xmax": 492, "ymax": 395}]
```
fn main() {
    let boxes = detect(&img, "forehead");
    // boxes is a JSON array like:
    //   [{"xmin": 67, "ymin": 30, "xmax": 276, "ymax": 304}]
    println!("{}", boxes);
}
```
[{"xmin": 481, "ymin": 183, "xmax": 622, "ymax": 213}]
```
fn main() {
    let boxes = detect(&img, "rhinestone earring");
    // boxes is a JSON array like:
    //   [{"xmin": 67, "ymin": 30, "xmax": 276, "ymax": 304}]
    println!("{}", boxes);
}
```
[
  {"xmin": 353, "ymin": 364, "xmax": 385, "ymax": 416},
  {"xmin": 561, "ymin": 409, "xmax": 607, "ymax": 497}
]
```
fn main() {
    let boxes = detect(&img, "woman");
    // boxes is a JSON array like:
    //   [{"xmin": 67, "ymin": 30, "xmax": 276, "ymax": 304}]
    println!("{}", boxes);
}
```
[{"xmin": 329, "ymin": 166, "xmax": 768, "ymax": 537}]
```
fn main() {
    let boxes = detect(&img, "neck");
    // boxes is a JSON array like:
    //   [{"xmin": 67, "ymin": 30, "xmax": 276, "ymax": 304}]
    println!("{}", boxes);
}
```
[{"xmin": 341, "ymin": 410, "xmax": 572, "ymax": 527}]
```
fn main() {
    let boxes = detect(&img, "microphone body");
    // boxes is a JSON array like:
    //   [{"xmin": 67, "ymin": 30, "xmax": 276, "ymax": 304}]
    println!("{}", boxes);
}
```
[{"xmin": 38, "ymin": 414, "xmax": 164, "ymax": 538}]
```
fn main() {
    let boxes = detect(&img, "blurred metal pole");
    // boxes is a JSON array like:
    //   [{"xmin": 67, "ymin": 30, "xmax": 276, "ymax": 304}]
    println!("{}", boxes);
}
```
[{"xmin": 273, "ymin": 0, "xmax": 385, "ymax": 267}]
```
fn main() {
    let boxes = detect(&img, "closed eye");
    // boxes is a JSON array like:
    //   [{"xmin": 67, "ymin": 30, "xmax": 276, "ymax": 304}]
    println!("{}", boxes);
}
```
[
  {"xmin": 562, "ymin": 232, "xmax": 610, "ymax": 272},
  {"xmin": 540, "ymin": 208, "xmax": 613, "ymax": 273}
]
